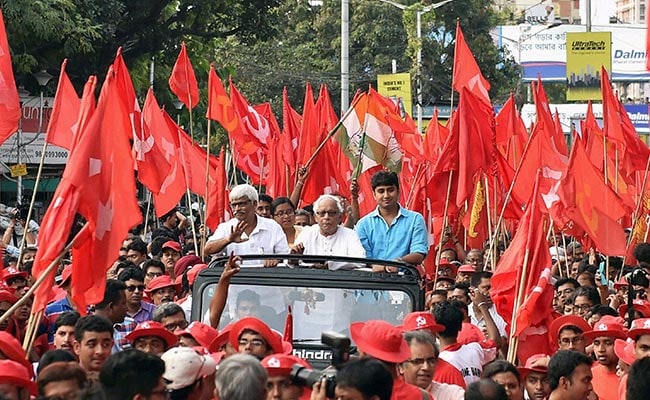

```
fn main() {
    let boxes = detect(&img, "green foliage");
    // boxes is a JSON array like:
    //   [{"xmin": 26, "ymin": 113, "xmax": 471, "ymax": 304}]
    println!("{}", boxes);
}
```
[{"xmin": 2, "ymin": 0, "xmax": 520, "ymax": 141}]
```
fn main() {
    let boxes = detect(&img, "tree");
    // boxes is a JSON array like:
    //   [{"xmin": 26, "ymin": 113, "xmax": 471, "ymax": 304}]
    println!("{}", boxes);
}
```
[{"xmin": 2, "ymin": 0, "xmax": 280, "ymax": 95}]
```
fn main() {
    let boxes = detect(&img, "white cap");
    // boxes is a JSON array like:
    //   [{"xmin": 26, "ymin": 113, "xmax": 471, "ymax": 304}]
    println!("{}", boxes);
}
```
[
  {"xmin": 161, "ymin": 347, "xmax": 217, "ymax": 390},
  {"xmin": 549, "ymin": 246, "xmax": 566, "ymax": 261}
]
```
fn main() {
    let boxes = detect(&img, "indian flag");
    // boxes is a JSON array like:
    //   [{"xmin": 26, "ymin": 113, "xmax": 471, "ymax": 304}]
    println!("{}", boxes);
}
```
[{"xmin": 335, "ymin": 90, "xmax": 404, "ymax": 177}]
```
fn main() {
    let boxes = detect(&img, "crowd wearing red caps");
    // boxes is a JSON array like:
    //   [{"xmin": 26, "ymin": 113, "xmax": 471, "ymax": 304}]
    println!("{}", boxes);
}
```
[{"xmin": 3, "ymin": 172, "xmax": 650, "ymax": 400}]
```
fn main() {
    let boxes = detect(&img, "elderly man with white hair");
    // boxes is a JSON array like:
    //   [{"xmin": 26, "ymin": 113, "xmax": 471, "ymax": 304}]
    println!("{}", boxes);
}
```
[
  {"xmin": 291, "ymin": 194, "xmax": 365, "ymax": 270},
  {"xmin": 204, "ymin": 184, "xmax": 290, "ymax": 262}
]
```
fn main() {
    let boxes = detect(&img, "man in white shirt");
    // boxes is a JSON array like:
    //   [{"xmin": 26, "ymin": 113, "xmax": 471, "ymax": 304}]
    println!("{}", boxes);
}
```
[
  {"xmin": 434, "ymin": 301, "xmax": 498, "ymax": 386},
  {"xmin": 204, "ymin": 184, "xmax": 289, "ymax": 266},
  {"xmin": 291, "ymin": 194, "xmax": 365, "ymax": 270}
]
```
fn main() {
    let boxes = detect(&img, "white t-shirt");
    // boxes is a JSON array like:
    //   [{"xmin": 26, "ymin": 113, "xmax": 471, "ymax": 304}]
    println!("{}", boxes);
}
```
[
  {"xmin": 294, "ymin": 225, "xmax": 366, "ymax": 270},
  {"xmin": 429, "ymin": 381, "xmax": 465, "ymax": 400},
  {"xmin": 439, "ymin": 341, "xmax": 497, "ymax": 386},
  {"xmin": 208, "ymin": 215, "xmax": 290, "ymax": 265},
  {"xmin": 467, "ymin": 303, "xmax": 508, "ymax": 338}
]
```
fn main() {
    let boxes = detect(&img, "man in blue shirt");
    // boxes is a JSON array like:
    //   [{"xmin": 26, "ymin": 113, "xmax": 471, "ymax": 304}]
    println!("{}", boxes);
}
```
[{"xmin": 355, "ymin": 171, "xmax": 428, "ymax": 271}]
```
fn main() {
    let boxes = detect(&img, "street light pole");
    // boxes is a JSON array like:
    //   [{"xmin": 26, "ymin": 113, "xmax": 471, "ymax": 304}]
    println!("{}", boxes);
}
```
[{"xmin": 341, "ymin": 0, "xmax": 350, "ymax": 112}]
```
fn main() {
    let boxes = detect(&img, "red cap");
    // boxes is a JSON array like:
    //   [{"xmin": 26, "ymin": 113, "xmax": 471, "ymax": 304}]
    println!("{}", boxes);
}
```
[
  {"xmin": 619, "ymin": 300, "xmax": 650, "ymax": 319},
  {"xmin": 549, "ymin": 315, "xmax": 592, "ymax": 342},
  {"xmin": 174, "ymin": 255, "xmax": 202, "ymax": 279},
  {"xmin": 584, "ymin": 315, "xmax": 627, "ymax": 342},
  {"xmin": 2, "ymin": 267, "xmax": 27, "ymax": 283},
  {"xmin": 186, "ymin": 263, "xmax": 209, "ymax": 285},
  {"xmin": 145, "ymin": 275, "xmax": 181, "ymax": 295},
  {"xmin": 125, "ymin": 321, "xmax": 178, "ymax": 348},
  {"xmin": 400, "ymin": 311, "xmax": 445, "ymax": 334},
  {"xmin": 628, "ymin": 317, "xmax": 650, "ymax": 341},
  {"xmin": 0, "ymin": 289, "xmax": 17, "ymax": 304},
  {"xmin": 0, "ymin": 360, "xmax": 36, "ymax": 395},
  {"xmin": 212, "ymin": 324, "xmax": 233, "ymax": 350},
  {"xmin": 230, "ymin": 317, "xmax": 284, "ymax": 354},
  {"xmin": 614, "ymin": 338, "xmax": 636, "ymax": 366},
  {"xmin": 162, "ymin": 241, "xmax": 182, "ymax": 253},
  {"xmin": 350, "ymin": 320, "xmax": 411, "ymax": 363},
  {"xmin": 58, "ymin": 265, "xmax": 72, "ymax": 287},
  {"xmin": 0, "ymin": 332, "xmax": 33, "ymax": 377},
  {"xmin": 458, "ymin": 322, "xmax": 484, "ymax": 344},
  {"xmin": 261, "ymin": 353, "xmax": 311, "ymax": 376},
  {"xmin": 517, "ymin": 354, "xmax": 549, "ymax": 377},
  {"xmin": 436, "ymin": 261, "xmax": 457, "ymax": 278},
  {"xmin": 175, "ymin": 321, "xmax": 219, "ymax": 352},
  {"xmin": 614, "ymin": 276, "xmax": 628, "ymax": 290},
  {"xmin": 457, "ymin": 265, "xmax": 476, "ymax": 274}
]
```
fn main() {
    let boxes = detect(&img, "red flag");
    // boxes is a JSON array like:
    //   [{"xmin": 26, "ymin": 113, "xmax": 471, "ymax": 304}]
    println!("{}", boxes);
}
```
[
  {"xmin": 491, "ymin": 171, "xmax": 554, "ymax": 338},
  {"xmin": 601, "ymin": 67, "xmax": 649, "ymax": 178},
  {"xmin": 205, "ymin": 147, "xmax": 230, "ymax": 231},
  {"xmin": 551, "ymin": 110, "xmax": 568, "ymax": 157},
  {"xmin": 455, "ymin": 88, "xmax": 494, "ymax": 207},
  {"xmin": 495, "ymin": 95, "xmax": 527, "ymax": 169},
  {"xmin": 452, "ymin": 22, "xmax": 491, "ymax": 105},
  {"xmin": 45, "ymin": 60, "xmax": 80, "ymax": 150},
  {"xmin": 511, "ymin": 80, "xmax": 568, "ymax": 213},
  {"xmin": 31, "ymin": 180, "xmax": 81, "ymax": 312},
  {"xmin": 558, "ymin": 139, "xmax": 628, "ymax": 256},
  {"xmin": 228, "ymin": 79, "xmax": 270, "ymax": 184},
  {"xmin": 32, "ymin": 75, "xmax": 98, "ymax": 312},
  {"xmin": 0, "ymin": 9, "xmax": 20, "ymax": 145},
  {"xmin": 65, "ymin": 66, "xmax": 142, "ymax": 310},
  {"xmin": 112, "ymin": 48, "xmax": 141, "ymax": 142},
  {"xmin": 169, "ymin": 42, "xmax": 199, "ymax": 109},
  {"xmin": 174, "ymin": 117, "xmax": 210, "ymax": 197},
  {"xmin": 265, "ymin": 132, "xmax": 287, "ymax": 199},
  {"xmin": 206, "ymin": 66, "xmax": 239, "ymax": 133},
  {"xmin": 281, "ymin": 87, "xmax": 300, "ymax": 172},
  {"xmin": 296, "ymin": 83, "xmax": 321, "ymax": 167},
  {"xmin": 140, "ymin": 89, "xmax": 185, "ymax": 216}
]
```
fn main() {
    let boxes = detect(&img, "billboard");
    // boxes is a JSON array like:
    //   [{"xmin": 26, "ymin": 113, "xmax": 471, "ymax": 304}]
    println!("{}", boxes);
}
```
[
  {"xmin": 0, "ymin": 96, "xmax": 69, "ymax": 165},
  {"xmin": 492, "ymin": 24, "xmax": 649, "ymax": 82},
  {"xmin": 377, "ymin": 73, "xmax": 412, "ymax": 118},
  {"xmin": 566, "ymin": 32, "xmax": 611, "ymax": 101}
]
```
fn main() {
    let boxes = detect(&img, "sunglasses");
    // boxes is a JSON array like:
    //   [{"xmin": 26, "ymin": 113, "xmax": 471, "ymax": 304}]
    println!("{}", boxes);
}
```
[{"xmin": 126, "ymin": 285, "xmax": 146, "ymax": 292}]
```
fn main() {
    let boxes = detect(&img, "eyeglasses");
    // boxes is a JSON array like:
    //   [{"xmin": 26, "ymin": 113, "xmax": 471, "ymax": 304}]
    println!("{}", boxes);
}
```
[
  {"xmin": 573, "ymin": 304, "xmax": 593, "ymax": 313},
  {"xmin": 406, "ymin": 357, "xmax": 437, "ymax": 366},
  {"xmin": 275, "ymin": 210, "xmax": 295, "ymax": 217},
  {"xmin": 238, "ymin": 338, "xmax": 266, "ymax": 347},
  {"xmin": 559, "ymin": 336, "xmax": 585, "ymax": 346},
  {"xmin": 146, "ymin": 271, "xmax": 164, "ymax": 278},
  {"xmin": 230, "ymin": 199, "xmax": 252, "ymax": 209},
  {"xmin": 315, "ymin": 210, "xmax": 339, "ymax": 217},
  {"xmin": 164, "ymin": 320, "xmax": 188, "ymax": 331},
  {"xmin": 126, "ymin": 285, "xmax": 145, "ymax": 292}
]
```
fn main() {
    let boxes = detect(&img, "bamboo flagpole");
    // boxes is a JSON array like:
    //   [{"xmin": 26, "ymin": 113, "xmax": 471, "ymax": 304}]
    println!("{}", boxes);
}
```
[
  {"xmin": 201, "ymin": 119, "xmax": 213, "ymax": 258},
  {"xmin": 433, "ymin": 170, "xmax": 455, "ymax": 287},
  {"xmin": 506, "ymin": 248, "xmax": 530, "ymax": 363},
  {"xmin": 405, "ymin": 163, "xmax": 426, "ymax": 209},
  {"xmin": 303, "ymin": 92, "xmax": 364, "ymax": 170},
  {"xmin": 15, "ymin": 136, "xmax": 49, "ymax": 271},
  {"xmin": 0, "ymin": 223, "xmax": 89, "ymax": 327}
]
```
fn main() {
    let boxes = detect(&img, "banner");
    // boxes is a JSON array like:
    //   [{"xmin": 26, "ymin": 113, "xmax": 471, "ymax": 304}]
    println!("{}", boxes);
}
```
[
  {"xmin": 377, "ymin": 73, "xmax": 412, "ymax": 117},
  {"xmin": 493, "ymin": 24, "xmax": 649, "ymax": 82},
  {"xmin": 566, "ymin": 32, "xmax": 612, "ymax": 101}
]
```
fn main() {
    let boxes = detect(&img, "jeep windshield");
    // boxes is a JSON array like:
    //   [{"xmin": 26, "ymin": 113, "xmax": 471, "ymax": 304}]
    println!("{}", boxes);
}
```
[{"xmin": 192, "ymin": 254, "xmax": 424, "ymax": 344}]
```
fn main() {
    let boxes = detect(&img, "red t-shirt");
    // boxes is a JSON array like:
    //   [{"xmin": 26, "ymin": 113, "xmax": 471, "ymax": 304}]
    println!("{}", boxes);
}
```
[
  {"xmin": 434, "ymin": 359, "xmax": 466, "ymax": 389},
  {"xmin": 392, "ymin": 378, "xmax": 432, "ymax": 400},
  {"xmin": 591, "ymin": 363, "xmax": 619, "ymax": 400}
]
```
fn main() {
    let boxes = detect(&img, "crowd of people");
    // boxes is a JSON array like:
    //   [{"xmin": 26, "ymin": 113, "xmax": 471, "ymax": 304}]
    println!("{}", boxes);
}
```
[{"xmin": 1, "ymin": 169, "xmax": 650, "ymax": 400}]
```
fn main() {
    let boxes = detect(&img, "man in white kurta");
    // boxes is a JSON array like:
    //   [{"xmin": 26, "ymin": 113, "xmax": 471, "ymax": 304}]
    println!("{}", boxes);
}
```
[{"xmin": 290, "ymin": 194, "xmax": 364, "ymax": 337}]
